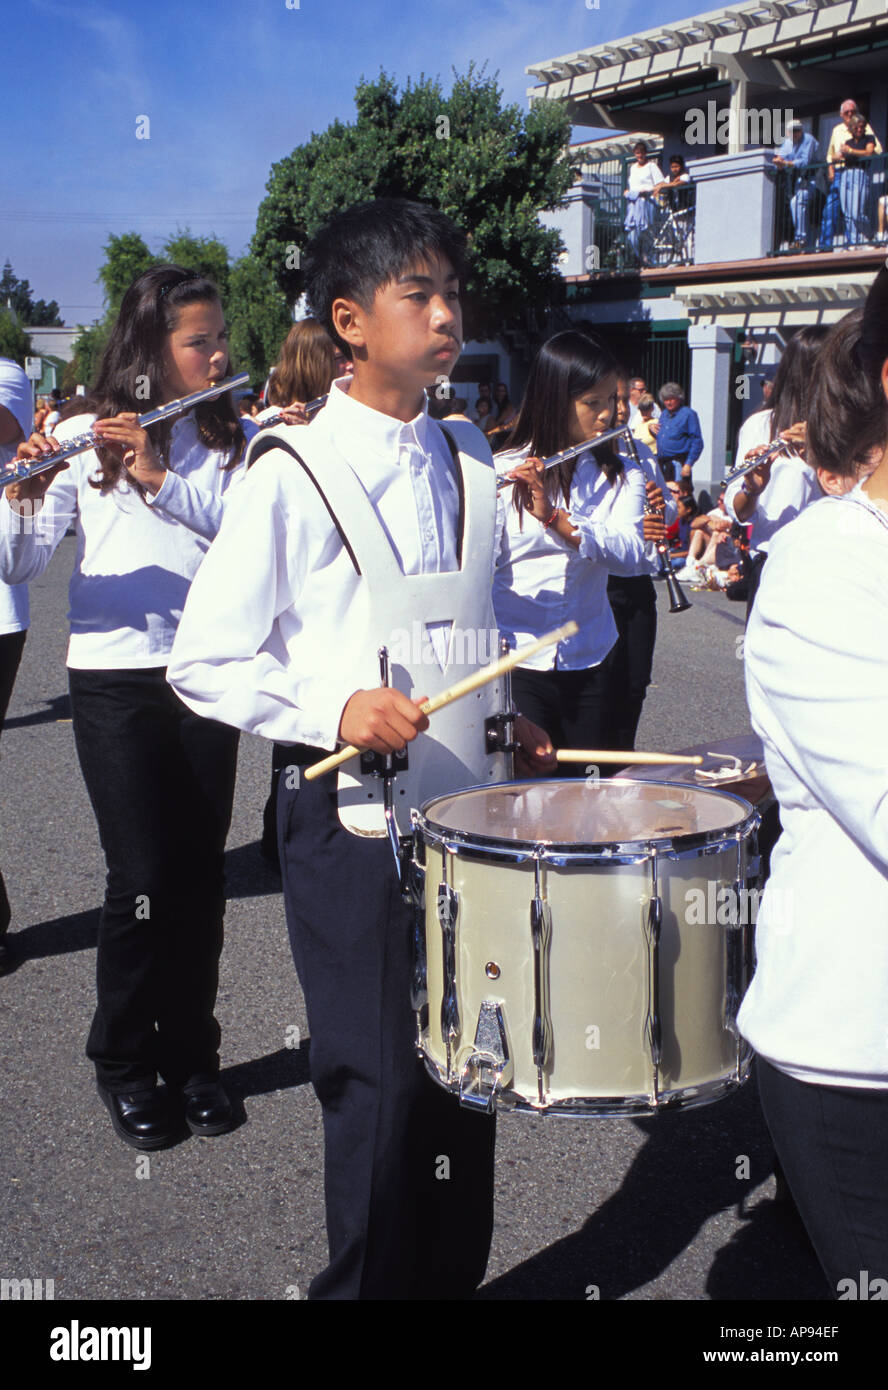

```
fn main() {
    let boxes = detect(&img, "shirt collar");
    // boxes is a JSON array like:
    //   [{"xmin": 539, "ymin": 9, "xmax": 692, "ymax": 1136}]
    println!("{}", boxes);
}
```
[{"xmin": 326, "ymin": 375, "xmax": 432, "ymax": 457}]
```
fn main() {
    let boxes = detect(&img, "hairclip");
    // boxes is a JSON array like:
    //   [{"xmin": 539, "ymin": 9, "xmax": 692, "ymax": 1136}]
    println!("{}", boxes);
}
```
[{"xmin": 160, "ymin": 270, "xmax": 200, "ymax": 298}]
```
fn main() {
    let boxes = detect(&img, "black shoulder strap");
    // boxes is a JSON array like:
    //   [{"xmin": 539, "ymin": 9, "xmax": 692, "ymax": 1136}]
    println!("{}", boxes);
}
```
[
  {"xmin": 247, "ymin": 435, "xmax": 361, "ymax": 575},
  {"xmin": 437, "ymin": 425, "xmax": 466, "ymax": 568}
]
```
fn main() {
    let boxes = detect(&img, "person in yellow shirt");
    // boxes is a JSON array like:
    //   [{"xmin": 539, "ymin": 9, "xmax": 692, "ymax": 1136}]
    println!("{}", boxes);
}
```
[{"xmin": 819, "ymin": 100, "xmax": 883, "ymax": 250}]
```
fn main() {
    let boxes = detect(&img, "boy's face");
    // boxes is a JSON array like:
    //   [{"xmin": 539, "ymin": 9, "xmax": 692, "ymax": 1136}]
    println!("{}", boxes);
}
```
[{"xmin": 333, "ymin": 253, "xmax": 462, "ymax": 396}]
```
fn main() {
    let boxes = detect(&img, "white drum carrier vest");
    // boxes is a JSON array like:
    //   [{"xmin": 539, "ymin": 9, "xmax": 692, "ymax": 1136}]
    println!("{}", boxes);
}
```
[{"xmin": 251, "ymin": 418, "xmax": 510, "ymax": 837}]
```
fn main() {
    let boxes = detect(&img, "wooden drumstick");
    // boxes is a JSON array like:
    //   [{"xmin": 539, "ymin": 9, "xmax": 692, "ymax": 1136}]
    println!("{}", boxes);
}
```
[
  {"xmin": 303, "ymin": 620, "xmax": 579, "ymax": 781},
  {"xmin": 556, "ymin": 750, "xmax": 704, "ymax": 767}
]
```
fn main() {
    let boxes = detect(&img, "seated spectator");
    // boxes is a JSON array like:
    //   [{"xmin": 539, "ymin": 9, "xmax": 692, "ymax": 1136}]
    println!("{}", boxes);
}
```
[
  {"xmin": 628, "ymin": 377, "xmax": 660, "ymax": 425},
  {"xmin": 486, "ymin": 382, "xmax": 518, "ymax": 435},
  {"xmin": 475, "ymin": 397, "xmax": 492, "ymax": 427},
  {"xmin": 650, "ymin": 383, "xmax": 703, "ymax": 479},
  {"xmin": 630, "ymin": 393, "xmax": 658, "ymax": 451},
  {"xmin": 653, "ymin": 154, "xmax": 692, "ymax": 209},
  {"xmin": 670, "ymin": 493, "xmax": 698, "ymax": 558},
  {"xmin": 676, "ymin": 490, "xmax": 740, "ymax": 579}
]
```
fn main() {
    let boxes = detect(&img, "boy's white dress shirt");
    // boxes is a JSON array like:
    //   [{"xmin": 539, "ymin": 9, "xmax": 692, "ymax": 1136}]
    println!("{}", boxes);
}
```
[
  {"xmin": 739, "ymin": 486, "xmax": 888, "ymax": 1088},
  {"xmin": 167, "ymin": 379, "xmax": 464, "ymax": 751}
]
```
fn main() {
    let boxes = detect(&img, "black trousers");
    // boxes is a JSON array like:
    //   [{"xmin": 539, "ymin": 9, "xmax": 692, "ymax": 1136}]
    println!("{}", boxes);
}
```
[
  {"xmin": 278, "ymin": 757, "xmax": 496, "ymax": 1300},
  {"xmin": 757, "ymin": 1059, "xmax": 888, "ymax": 1296},
  {"xmin": 68, "ymin": 667, "xmax": 239, "ymax": 1092},
  {"xmin": 0, "ymin": 629, "xmax": 28, "ymax": 936},
  {"xmin": 745, "ymin": 551, "xmax": 767, "ymax": 625},
  {"xmin": 606, "ymin": 574, "xmax": 657, "ymax": 751},
  {"xmin": 511, "ymin": 654, "xmax": 617, "ymax": 775}
]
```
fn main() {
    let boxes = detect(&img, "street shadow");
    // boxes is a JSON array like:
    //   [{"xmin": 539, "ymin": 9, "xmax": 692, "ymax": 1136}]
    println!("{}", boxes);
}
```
[
  {"xmin": 221, "ymin": 1041, "xmax": 312, "ymax": 1099},
  {"xmin": 4, "ymin": 692, "xmax": 72, "ymax": 728},
  {"xmin": 2, "ymin": 907, "xmax": 98, "ymax": 969},
  {"xmin": 479, "ymin": 1070, "xmax": 825, "ymax": 1301},
  {"xmin": 224, "ymin": 841, "xmax": 284, "ymax": 900}
]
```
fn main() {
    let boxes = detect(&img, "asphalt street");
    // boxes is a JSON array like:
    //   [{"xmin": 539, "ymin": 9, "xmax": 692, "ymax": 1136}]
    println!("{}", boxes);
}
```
[{"xmin": 0, "ymin": 539, "xmax": 829, "ymax": 1305}]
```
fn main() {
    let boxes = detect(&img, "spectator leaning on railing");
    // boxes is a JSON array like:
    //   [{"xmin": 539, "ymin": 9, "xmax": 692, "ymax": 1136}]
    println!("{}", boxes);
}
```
[
  {"xmin": 818, "ymin": 99, "xmax": 883, "ymax": 250},
  {"xmin": 649, "ymin": 383, "xmax": 703, "ymax": 481},
  {"xmin": 773, "ymin": 120, "xmax": 820, "ymax": 250}
]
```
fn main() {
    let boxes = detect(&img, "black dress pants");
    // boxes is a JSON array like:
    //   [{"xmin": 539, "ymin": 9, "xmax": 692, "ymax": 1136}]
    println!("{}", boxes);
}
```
[
  {"xmin": 511, "ymin": 655, "xmax": 617, "ymax": 776},
  {"xmin": 607, "ymin": 574, "xmax": 657, "ymax": 751},
  {"xmin": 278, "ymin": 757, "xmax": 496, "ymax": 1300},
  {"xmin": 68, "ymin": 667, "xmax": 239, "ymax": 1092},
  {"xmin": 0, "ymin": 629, "xmax": 27, "ymax": 937},
  {"xmin": 757, "ymin": 1059, "xmax": 888, "ymax": 1296}
]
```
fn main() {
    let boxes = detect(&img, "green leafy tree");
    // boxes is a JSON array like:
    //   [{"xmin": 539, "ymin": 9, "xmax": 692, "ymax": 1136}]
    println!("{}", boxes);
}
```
[
  {"xmin": 68, "ymin": 320, "xmax": 112, "ymax": 390},
  {"xmin": 252, "ymin": 65, "xmax": 576, "ymax": 342},
  {"xmin": 0, "ymin": 260, "xmax": 63, "ymax": 326},
  {"xmin": 226, "ymin": 255, "xmax": 292, "ymax": 384},
  {"xmin": 0, "ymin": 309, "xmax": 31, "ymax": 364},
  {"xmin": 162, "ymin": 230, "xmax": 231, "ymax": 299},
  {"xmin": 98, "ymin": 233, "xmax": 159, "ymax": 315}
]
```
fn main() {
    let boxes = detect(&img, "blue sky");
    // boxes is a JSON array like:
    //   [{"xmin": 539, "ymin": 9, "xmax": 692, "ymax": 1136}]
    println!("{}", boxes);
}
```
[{"xmin": 2, "ymin": 0, "xmax": 697, "ymax": 327}]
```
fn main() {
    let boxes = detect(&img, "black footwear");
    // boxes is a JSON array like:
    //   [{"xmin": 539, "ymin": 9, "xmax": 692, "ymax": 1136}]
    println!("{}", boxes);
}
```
[
  {"xmin": 98, "ymin": 1085, "xmax": 178, "ymax": 1151},
  {"xmin": 180, "ymin": 1080, "xmax": 235, "ymax": 1136}
]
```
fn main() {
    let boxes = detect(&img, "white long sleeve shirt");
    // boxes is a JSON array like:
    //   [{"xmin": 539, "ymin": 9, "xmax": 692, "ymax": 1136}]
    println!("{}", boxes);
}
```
[
  {"xmin": 493, "ymin": 444, "xmax": 646, "ymax": 669},
  {"xmin": 738, "ymin": 485, "xmax": 888, "ymax": 1088},
  {"xmin": 167, "ymin": 378, "xmax": 465, "ymax": 751},
  {"xmin": 725, "ymin": 409, "xmax": 820, "ymax": 556},
  {"xmin": 0, "ymin": 411, "xmax": 243, "ymax": 668}
]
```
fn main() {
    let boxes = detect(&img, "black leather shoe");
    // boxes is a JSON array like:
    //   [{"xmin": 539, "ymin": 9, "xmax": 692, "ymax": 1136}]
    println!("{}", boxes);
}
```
[
  {"xmin": 98, "ymin": 1085, "xmax": 178, "ymax": 1150},
  {"xmin": 181, "ymin": 1080, "xmax": 235, "ymax": 1136}
]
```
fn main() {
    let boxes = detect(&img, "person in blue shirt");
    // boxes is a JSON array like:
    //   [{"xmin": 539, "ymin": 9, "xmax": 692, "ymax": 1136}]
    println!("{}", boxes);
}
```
[
  {"xmin": 649, "ymin": 383, "xmax": 703, "ymax": 480},
  {"xmin": 773, "ymin": 120, "xmax": 821, "ymax": 250}
]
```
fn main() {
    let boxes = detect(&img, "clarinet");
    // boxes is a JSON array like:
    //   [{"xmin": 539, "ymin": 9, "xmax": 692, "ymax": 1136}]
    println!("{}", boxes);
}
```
[
  {"xmin": 622, "ymin": 428, "xmax": 691, "ymax": 615},
  {"xmin": 0, "ymin": 372, "xmax": 250, "ymax": 488}
]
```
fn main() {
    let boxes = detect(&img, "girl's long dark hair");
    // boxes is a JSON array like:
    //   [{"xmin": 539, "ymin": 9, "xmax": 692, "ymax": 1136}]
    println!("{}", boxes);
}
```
[
  {"xmin": 768, "ymin": 324, "xmax": 829, "ymax": 439},
  {"xmin": 503, "ymin": 329, "xmax": 622, "ymax": 519},
  {"xmin": 807, "ymin": 268, "xmax": 888, "ymax": 477},
  {"xmin": 81, "ymin": 265, "xmax": 244, "ymax": 495}
]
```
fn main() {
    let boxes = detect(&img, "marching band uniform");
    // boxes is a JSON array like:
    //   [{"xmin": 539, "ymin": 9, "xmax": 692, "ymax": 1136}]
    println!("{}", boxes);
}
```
[
  {"xmin": 740, "ymin": 485, "xmax": 888, "ymax": 1288},
  {"xmin": 0, "ymin": 411, "xmax": 242, "ymax": 1096},
  {"xmin": 168, "ymin": 378, "xmax": 506, "ymax": 1299},
  {"xmin": 724, "ymin": 408, "xmax": 820, "ymax": 615},
  {"xmin": 493, "ymin": 441, "xmax": 648, "ymax": 759}
]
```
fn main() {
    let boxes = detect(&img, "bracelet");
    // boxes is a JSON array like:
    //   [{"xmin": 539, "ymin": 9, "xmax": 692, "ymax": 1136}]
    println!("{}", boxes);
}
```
[{"xmin": 542, "ymin": 508, "xmax": 560, "ymax": 529}]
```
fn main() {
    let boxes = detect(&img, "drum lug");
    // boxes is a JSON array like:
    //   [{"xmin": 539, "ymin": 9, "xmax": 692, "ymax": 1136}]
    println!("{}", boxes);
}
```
[
  {"xmin": 644, "ymin": 883, "xmax": 662, "ymax": 1107},
  {"xmin": 404, "ymin": 849, "xmax": 427, "ymax": 1013},
  {"xmin": 484, "ymin": 711, "xmax": 517, "ymax": 754},
  {"xmin": 458, "ymin": 1000, "xmax": 514, "ymax": 1113},
  {"xmin": 437, "ymin": 881, "xmax": 460, "ymax": 1067},
  {"xmin": 531, "ymin": 859, "xmax": 554, "ymax": 1104}
]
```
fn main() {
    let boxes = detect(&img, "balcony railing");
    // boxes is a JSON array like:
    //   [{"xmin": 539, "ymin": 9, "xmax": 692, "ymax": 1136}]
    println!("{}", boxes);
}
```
[
  {"xmin": 771, "ymin": 152, "xmax": 887, "ymax": 255},
  {"xmin": 583, "ymin": 151, "xmax": 697, "ymax": 274}
]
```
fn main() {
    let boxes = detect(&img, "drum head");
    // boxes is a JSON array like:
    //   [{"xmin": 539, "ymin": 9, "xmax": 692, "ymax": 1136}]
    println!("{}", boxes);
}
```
[{"xmin": 420, "ymin": 778, "xmax": 752, "ymax": 853}]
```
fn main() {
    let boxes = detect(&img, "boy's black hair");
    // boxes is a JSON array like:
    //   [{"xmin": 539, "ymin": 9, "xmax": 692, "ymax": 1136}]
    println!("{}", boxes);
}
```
[{"xmin": 303, "ymin": 199, "xmax": 468, "ymax": 354}]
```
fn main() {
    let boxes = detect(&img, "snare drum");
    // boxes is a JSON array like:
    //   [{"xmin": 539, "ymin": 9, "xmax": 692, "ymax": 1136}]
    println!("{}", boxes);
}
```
[{"xmin": 410, "ymin": 778, "xmax": 758, "ymax": 1116}]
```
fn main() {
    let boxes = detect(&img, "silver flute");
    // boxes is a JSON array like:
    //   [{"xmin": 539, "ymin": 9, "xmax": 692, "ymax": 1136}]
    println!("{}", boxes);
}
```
[
  {"xmin": 257, "ymin": 393, "xmax": 328, "ymax": 429},
  {"xmin": 495, "ymin": 423, "xmax": 634, "ymax": 490},
  {"xmin": 0, "ymin": 372, "xmax": 250, "ymax": 488},
  {"xmin": 722, "ymin": 435, "xmax": 800, "ymax": 490}
]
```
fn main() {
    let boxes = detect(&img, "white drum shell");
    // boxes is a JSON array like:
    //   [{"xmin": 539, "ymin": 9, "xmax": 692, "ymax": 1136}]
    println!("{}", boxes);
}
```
[{"xmin": 413, "ymin": 779, "xmax": 757, "ymax": 1116}]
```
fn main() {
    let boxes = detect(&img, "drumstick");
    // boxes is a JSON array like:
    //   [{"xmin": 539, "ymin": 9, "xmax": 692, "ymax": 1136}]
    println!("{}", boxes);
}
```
[
  {"xmin": 556, "ymin": 750, "xmax": 704, "ymax": 766},
  {"xmin": 303, "ymin": 620, "xmax": 579, "ymax": 781}
]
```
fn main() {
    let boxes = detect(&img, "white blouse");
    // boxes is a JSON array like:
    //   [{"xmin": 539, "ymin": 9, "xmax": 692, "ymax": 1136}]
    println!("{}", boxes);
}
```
[
  {"xmin": 739, "ymin": 484, "xmax": 888, "ymax": 1087},
  {"xmin": 493, "ymin": 443, "xmax": 647, "ymax": 670},
  {"xmin": 0, "ymin": 411, "xmax": 244, "ymax": 668}
]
